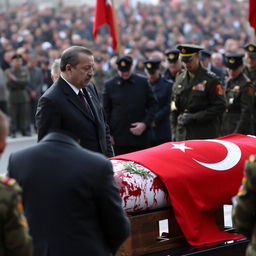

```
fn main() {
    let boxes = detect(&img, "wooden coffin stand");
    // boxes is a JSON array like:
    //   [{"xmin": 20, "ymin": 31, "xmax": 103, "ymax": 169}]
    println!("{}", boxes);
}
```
[{"xmin": 117, "ymin": 206, "xmax": 248, "ymax": 256}]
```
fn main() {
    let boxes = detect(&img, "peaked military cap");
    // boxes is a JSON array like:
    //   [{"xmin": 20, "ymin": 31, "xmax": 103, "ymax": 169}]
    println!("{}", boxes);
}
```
[
  {"xmin": 116, "ymin": 56, "xmax": 133, "ymax": 72},
  {"xmin": 224, "ymin": 54, "xmax": 244, "ymax": 70},
  {"xmin": 244, "ymin": 43, "xmax": 256, "ymax": 58},
  {"xmin": 165, "ymin": 49, "xmax": 180, "ymax": 63},
  {"xmin": 177, "ymin": 44, "xmax": 204, "ymax": 62},
  {"xmin": 11, "ymin": 54, "xmax": 23, "ymax": 60},
  {"xmin": 144, "ymin": 59, "xmax": 161, "ymax": 74},
  {"xmin": 199, "ymin": 50, "xmax": 211, "ymax": 60}
]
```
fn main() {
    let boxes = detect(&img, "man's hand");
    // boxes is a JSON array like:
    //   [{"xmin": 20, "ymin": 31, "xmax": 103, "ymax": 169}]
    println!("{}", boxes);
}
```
[
  {"xmin": 177, "ymin": 113, "xmax": 194, "ymax": 126},
  {"xmin": 7, "ymin": 72, "xmax": 17, "ymax": 81},
  {"xmin": 130, "ymin": 122, "xmax": 146, "ymax": 136}
]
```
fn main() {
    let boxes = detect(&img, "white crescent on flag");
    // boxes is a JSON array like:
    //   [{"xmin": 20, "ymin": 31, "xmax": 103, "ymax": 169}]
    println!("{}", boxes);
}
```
[
  {"xmin": 106, "ymin": 0, "xmax": 112, "ymax": 6},
  {"xmin": 192, "ymin": 139, "xmax": 241, "ymax": 171},
  {"xmin": 171, "ymin": 140, "xmax": 242, "ymax": 171}
]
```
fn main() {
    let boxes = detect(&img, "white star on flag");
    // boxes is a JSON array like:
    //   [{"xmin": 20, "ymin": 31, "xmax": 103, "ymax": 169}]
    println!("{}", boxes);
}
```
[{"xmin": 171, "ymin": 142, "xmax": 192, "ymax": 152}]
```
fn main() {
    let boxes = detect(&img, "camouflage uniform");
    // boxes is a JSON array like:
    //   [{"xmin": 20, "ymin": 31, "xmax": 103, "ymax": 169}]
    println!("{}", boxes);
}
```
[
  {"xmin": 0, "ymin": 177, "xmax": 32, "ymax": 256},
  {"xmin": 232, "ymin": 155, "xmax": 256, "ymax": 256}
]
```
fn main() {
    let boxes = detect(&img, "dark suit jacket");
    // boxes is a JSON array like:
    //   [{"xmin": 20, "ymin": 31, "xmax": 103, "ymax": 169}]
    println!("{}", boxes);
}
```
[
  {"xmin": 36, "ymin": 76, "xmax": 114, "ymax": 157},
  {"xmin": 103, "ymin": 73, "xmax": 157, "ymax": 147},
  {"xmin": 8, "ymin": 132, "xmax": 130, "ymax": 256}
]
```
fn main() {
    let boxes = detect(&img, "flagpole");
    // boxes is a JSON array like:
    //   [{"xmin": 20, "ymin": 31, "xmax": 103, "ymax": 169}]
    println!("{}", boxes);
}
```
[{"xmin": 111, "ymin": 0, "xmax": 123, "ymax": 56}]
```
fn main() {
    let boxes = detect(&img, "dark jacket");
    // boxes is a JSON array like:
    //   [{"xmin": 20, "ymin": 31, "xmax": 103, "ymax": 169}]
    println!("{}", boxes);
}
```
[
  {"xmin": 172, "ymin": 65, "xmax": 226, "ymax": 141},
  {"xmin": 222, "ymin": 72, "xmax": 254, "ymax": 135},
  {"xmin": 103, "ymin": 73, "xmax": 157, "ymax": 147},
  {"xmin": 149, "ymin": 75, "xmax": 172, "ymax": 145},
  {"xmin": 8, "ymin": 132, "xmax": 130, "ymax": 256},
  {"xmin": 35, "ymin": 76, "xmax": 114, "ymax": 157}
]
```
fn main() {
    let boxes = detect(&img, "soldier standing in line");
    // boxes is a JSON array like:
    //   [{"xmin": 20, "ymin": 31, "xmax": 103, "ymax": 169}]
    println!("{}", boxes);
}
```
[
  {"xmin": 144, "ymin": 59, "xmax": 172, "ymax": 146},
  {"xmin": 103, "ymin": 56, "xmax": 157, "ymax": 155},
  {"xmin": 5, "ymin": 54, "xmax": 30, "ymax": 138},
  {"xmin": 232, "ymin": 154, "xmax": 256, "ymax": 256},
  {"xmin": 171, "ymin": 44, "xmax": 226, "ymax": 141},
  {"xmin": 0, "ymin": 110, "xmax": 32, "ymax": 255},
  {"xmin": 92, "ymin": 56, "xmax": 111, "ymax": 101},
  {"xmin": 222, "ymin": 54, "xmax": 254, "ymax": 135},
  {"xmin": 244, "ymin": 43, "xmax": 256, "ymax": 135}
]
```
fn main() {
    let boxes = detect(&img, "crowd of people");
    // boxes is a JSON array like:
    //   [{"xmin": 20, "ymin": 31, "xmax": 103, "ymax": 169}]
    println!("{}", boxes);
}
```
[
  {"xmin": 0, "ymin": 0, "xmax": 256, "ymax": 254},
  {"xmin": 0, "ymin": 0, "xmax": 253, "ymax": 137}
]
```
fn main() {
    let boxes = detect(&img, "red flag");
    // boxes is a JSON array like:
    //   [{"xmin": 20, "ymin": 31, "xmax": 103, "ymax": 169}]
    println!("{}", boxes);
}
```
[
  {"xmin": 93, "ymin": 0, "xmax": 118, "ymax": 51},
  {"xmin": 249, "ymin": 0, "xmax": 256, "ymax": 30},
  {"xmin": 111, "ymin": 134, "xmax": 256, "ymax": 245}
]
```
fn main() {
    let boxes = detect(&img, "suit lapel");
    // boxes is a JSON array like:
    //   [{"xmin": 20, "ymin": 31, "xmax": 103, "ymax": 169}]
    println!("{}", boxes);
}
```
[{"xmin": 60, "ymin": 78, "xmax": 96, "ymax": 122}]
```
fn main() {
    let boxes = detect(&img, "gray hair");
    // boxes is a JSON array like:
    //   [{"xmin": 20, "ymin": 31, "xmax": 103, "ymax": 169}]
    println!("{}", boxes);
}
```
[
  {"xmin": 51, "ymin": 58, "xmax": 61, "ymax": 76},
  {"xmin": 60, "ymin": 46, "xmax": 93, "ymax": 72}
]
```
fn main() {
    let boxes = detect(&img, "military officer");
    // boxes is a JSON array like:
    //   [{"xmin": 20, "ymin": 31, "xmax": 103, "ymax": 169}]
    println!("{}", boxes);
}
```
[
  {"xmin": 243, "ymin": 43, "xmax": 256, "ymax": 83},
  {"xmin": 144, "ymin": 59, "xmax": 172, "ymax": 145},
  {"xmin": 222, "ymin": 54, "xmax": 254, "ymax": 135},
  {"xmin": 244, "ymin": 43, "xmax": 256, "ymax": 135},
  {"xmin": 171, "ymin": 44, "xmax": 226, "ymax": 141},
  {"xmin": 91, "ymin": 56, "xmax": 111, "ymax": 98},
  {"xmin": 5, "ymin": 54, "xmax": 30, "ymax": 137},
  {"xmin": 232, "ymin": 154, "xmax": 256, "ymax": 256},
  {"xmin": 103, "ymin": 56, "xmax": 157, "ymax": 155},
  {"xmin": 0, "ymin": 110, "xmax": 32, "ymax": 255}
]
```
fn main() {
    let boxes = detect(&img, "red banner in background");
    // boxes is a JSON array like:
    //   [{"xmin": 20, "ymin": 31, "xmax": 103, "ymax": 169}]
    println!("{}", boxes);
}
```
[
  {"xmin": 111, "ymin": 134, "xmax": 255, "ymax": 245},
  {"xmin": 93, "ymin": 0, "xmax": 117, "ymax": 51},
  {"xmin": 249, "ymin": 0, "xmax": 256, "ymax": 31}
]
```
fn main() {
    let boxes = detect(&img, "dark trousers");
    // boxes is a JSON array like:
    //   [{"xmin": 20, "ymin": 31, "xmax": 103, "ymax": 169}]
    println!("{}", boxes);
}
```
[{"xmin": 114, "ymin": 144, "xmax": 149, "ymax": 156}]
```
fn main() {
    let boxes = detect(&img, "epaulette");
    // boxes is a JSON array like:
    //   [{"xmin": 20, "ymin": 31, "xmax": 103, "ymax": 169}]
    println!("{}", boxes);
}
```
[
  {"xmin": 206, "ymin": 70, "xmax": 217, "ymax": 78},
  {"xmin": 0, "ymin": 177, "xmax": 17, "ymax": 187}
]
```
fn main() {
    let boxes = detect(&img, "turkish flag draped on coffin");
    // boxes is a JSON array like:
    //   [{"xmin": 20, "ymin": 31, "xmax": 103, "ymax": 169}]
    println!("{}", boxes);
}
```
[
  {"xmin": 111, "ymin": 134, "xmax": 255, "ymax": 245},
  {"xmin": 93, "ymin": 0, "xmax": 118, "ymax": 51},
  {"xmin": 249, "ymin": 0, "xmax": 256, "ymax": 31}
]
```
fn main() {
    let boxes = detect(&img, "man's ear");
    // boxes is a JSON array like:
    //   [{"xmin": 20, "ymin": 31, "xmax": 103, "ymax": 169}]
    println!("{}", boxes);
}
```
[{"xmin": 0, "ymin": 141, "xmax": 7, "ymax": 154}]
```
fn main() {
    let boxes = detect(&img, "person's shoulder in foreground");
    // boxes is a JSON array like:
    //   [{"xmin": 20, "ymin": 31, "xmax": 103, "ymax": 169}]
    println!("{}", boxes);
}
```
[
  {"xmin": 232, "ymin": 154, "xmax": 256, "ymax": 256},
  {"xmin": 0, "ymin": 176, "xmax": 32, "ymax": 256}
]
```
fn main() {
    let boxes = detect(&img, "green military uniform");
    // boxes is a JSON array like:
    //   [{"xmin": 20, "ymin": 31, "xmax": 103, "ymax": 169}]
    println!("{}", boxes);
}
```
[
  {"xmin": 92, "ymin": 70, "xmax": 110, "ymax": 94},
  {"xmin": 0, "ymin": 177, "xmax": 32, "ymax": 256},
  {"xmin": 172, "ymin": 66, "xmax": 226, "ymax": 141},
  {"xmin": 222, "ymin": 54, "xmax": 254, "ymax": 135},
  {"xmin": 232, "ymin": 155, "xmax": 256, "ymax": 256},
  {"xmin": 5, "ymin": 62, "xmax": 30, "ymax": 136},
  {"xmin": 244, "ymin": 43, "xmax": 256, "ymax": 135}
]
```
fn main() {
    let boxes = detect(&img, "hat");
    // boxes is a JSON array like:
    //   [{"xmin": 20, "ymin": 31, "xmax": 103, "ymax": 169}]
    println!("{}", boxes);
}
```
[
  {"xmin": 177, "ymin": 44, "xmax": 204, "ymax": 62},
  {"xmin": 165, "ymin": 49, "xmax": 179, "ymax": 63},
  {"xmin": 224, "ymin": 54, "xmax": 244, "ymax": 70},
  {"xmin": 11, "ymin": 54, "xmax": 23, "ymax": 60},
  {"xmin": 95, "ymin": 56, "xmax": 103, "ymax": 63},
  {"xmin": 244, "ymin": 43, "xmax": 256, "ymax": 58},
  {"xmin": 116, "ymin": 56, "xmax": 133, "ymax": 72},
  {"xmin": 199, "ymin": 50, "xmax": 211, "ymax": 60},
  {"xmin": 144, "ymin": 59, "xmax": 161, "ymax": 74}
]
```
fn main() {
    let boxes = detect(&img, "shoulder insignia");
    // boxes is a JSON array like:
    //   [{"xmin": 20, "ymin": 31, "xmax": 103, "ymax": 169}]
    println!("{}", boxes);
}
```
[
  {"xmin": 215, "ymin": 84, "xmax": 224, "ymax": 96},
  {"xmin": 16, "ymin": 200, "xmax": 28, "ymax": 227},
  {"xmin": 0, "ymin": 177, "xmax": 16, "ymax": 187}
]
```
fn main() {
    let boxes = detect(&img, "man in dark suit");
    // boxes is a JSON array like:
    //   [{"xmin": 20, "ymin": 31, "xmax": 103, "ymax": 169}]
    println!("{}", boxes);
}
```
[
  {"xmin": 8, "ymin": 131, "xmax": 130, "ymax": 256},
  {"xmin": 36, "ymin": 46, "xmax": 114, "ymax": 157},
  {"xmin": 103, "ymin": 56, "xmax": 157, "ymax": 155}
]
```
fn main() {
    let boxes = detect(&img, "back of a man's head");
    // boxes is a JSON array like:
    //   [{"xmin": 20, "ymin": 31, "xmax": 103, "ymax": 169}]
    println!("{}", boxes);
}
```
[{"xmin": 0, "ymin": 110, "xmax": 9, "ymax": 154}]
